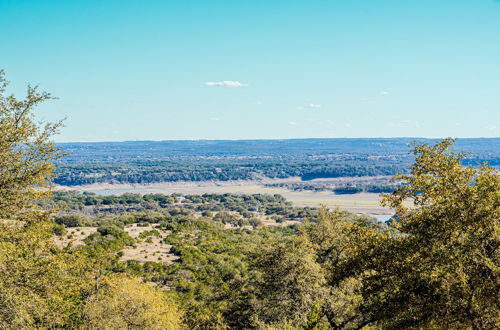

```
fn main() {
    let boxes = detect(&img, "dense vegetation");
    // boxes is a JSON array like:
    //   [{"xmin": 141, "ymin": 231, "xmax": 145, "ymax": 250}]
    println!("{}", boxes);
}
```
[
  {"xmin": 266, "ymin": 178, "xmax": 401, "ymax": 194},
  {"xmin": 1, "ymin": 71, "xmax": 498, "ymax": 329},
  {"xmin": 49, "ymin": 191, "xmax": 319, "ymax": 224},
  {"xmin": 53, "ymin": 158, "xmax": 405, "ymax": 186}
]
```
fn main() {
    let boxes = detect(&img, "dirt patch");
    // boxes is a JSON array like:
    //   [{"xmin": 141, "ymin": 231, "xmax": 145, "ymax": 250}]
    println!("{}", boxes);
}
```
[
  {"xmin": 54, "ymin": 227, "xmax": 97, "ymax": 248},
  {"xmin": 121, "ymin": 224, "xmax": 179, "ymax": 264}
]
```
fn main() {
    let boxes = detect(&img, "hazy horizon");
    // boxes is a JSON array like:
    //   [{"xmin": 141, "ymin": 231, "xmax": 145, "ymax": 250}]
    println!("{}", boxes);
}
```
[{"xmin": 56, "ymin": 136, "xmax": 500, "ymax": 144}]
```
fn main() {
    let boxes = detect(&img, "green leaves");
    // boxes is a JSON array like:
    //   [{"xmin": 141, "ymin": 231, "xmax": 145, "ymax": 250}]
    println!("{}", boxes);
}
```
[
  {"xmin": 0, "ymin": 70, "xmax": 64, "ymax": 221},
  {"xmin": 373, "ymin": 139, "xmax": 500, "ymax": 328}
]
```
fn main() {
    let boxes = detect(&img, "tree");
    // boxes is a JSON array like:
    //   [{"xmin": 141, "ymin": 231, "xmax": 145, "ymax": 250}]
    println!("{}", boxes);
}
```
[
  {"xmin": 300, "ymin": 208, "xmax": 388, "ymax": 329},
  {"xmin": 0, "ymin": 220, "xmax": 98, "ymax": 328},
  {"xmin": 0, "ymin": 70, "xmax": 64, "ymax": 221},
  {"xmin": 251, "ymin": 236, "xmax": 326, "ymax": 328},
  {"xmin": 375, "ymin": 138, "xmax": 500, "ymax": 329},
  {"xmin": 83, "ymin": 276, "xmax": 182, "ymax": 329},
  {"xmin": 0, "ymin": 70, "xmax": 88, "ymax": 327},
  {"xmin": 298, "ymin": 139, "xmax": 499, "ymax": 329},
  {"xmin": 0, "ymin": 71, "xmax": 183, "ymax": 328}
]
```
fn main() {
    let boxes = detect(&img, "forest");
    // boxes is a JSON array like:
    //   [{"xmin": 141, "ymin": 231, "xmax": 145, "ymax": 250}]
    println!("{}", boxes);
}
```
[
  {"xmin": 53, "ymin": 158, "xmax": 404, "ymax": 186},
  {"xmin": 0, "ymin": 71, "xmax": 498, "ymax": 329}
]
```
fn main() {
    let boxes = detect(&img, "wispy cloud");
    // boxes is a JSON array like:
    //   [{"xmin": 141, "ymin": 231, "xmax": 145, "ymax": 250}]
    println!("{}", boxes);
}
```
[
  {"xmin": 324, "ymin": 120, "xmax": 336, "ymax": 125},
  {"xmin": 205, "ymin": 81, "xmax": 249, "ymax": 88},
  {"xmin": 309, "ymin": 103, "xmax": 322, "ymax": 108},
  {"xmin": 288, "ymin": 121, "xmax": 299, "ymax": 126},
  {"xmin": 295, "ymin": 103, "xmax": 321, "ymax": 110},
  {"xmin": 253, "ymin": 101, "xmax": 263, "ymax": 105},
  {"xmin": 209, "ymin": 117, "xmax": 220, "ymax": 121},
  {"xmin": 380, "ymin": 90, "xmax": 390, "ymax": 96}
]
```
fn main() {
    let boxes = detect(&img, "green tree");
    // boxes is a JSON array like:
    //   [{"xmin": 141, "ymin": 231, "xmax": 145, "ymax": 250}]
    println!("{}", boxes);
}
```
[
  {"xmin": 83, "ymin": 276, "xmax": 182, "ymax": 329},
  {"xmin": 299, "ymin": 139, "xmax": 499, "ymax": 329},
  {"xmin": 0, "ymin": 70, "xmax": 64, "ymax": 221},
  {"xmin": 375, "ymin": 138, "xmax": 499, "ymax": 328},
  {"xmin": 252, "ymin": 236, "xmax": 326, "ymax": 328},
  {"xmin": 301, "ymin": 208, "xmax": 387, "ymax": 329},
  {"xmin": 0, "ymin": 71, "xmax": 183, "ymax": 328},
  {"xmin": 0, "ymin": 70, "xmax": 88, "ymax": 327},
  {"xmin": 0, "ymin": 220, "xmax": 98, "ymax": 328}
]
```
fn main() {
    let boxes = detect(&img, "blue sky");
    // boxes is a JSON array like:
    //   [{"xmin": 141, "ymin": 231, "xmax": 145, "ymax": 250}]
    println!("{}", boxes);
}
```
[{"xmin": 1, "ymin": 0, "xmax": 499, "ymax": 141}]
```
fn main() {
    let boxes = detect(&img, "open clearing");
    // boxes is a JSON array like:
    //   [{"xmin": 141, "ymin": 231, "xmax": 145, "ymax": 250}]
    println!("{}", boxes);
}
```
[
  {"xmin": 54, "ymin": 227, "xmax": 97, "ymax": 248},
  {"xmin": 121, "ymin": 223, "xmax": 179, "ymax": 263},
  {"xmin": 54, "ymin": 224, "xmax": 179, "ymax": 264}
]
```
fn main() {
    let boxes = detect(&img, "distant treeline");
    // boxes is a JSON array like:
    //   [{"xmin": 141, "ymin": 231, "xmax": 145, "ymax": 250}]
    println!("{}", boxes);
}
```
[
  {"xmin": 266, "ymin": 182, "xmax": 399, "ymax": 194},
  {"xmin": 57, "ymin": 138, "xmax": 500, "ymax": 162},
  {"xmin": 54, "ymin": 160, "xmax": 405, "ymax": 186}
]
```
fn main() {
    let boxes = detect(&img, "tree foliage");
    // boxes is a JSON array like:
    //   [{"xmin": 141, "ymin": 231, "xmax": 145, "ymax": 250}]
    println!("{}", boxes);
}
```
[
  {"xmin": 376, "ymin": 138, "xmax": 499, "ymax": 328},
  {"xmin": 0, "ymin": 70, "xmax": 64, "ymax": 221},
  {"xmin": 83, "ymin": 276, "xmax": 182, "ymax": 329},
  {"xmin": 251, "ymin": 236, "xmax": 325, "ymax": 328},
  {"xmin": 0, "ymin": 221, "xmax": 97, "ymax": 327}
]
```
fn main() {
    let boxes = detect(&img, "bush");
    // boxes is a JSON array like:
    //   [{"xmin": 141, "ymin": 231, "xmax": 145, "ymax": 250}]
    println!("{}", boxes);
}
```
[
  {"xmin": 249, "ymin": 218, "xmax": 263, "ymax": 229},
  {"xmin": 54, "ymin": 214, "xmax": 93, "ymax": 227},
  {"xmin": 51, "ymin": 223, "xmax": 67, "ymax": 236},
  {"xmin": 332, "ymin": 186, "xmax": 362, "ymax": 194}
]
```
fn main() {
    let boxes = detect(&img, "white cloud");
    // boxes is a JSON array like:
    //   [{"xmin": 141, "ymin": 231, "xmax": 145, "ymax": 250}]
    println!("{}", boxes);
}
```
[
  {"xmin": 345, "ymin": 123, "xmax": 352, "ymax": 128},
  {"xmin": 288, "ymin": 121, "xmax": 299, "ymax": 126},
  {"xmin": 309, "ymin": 103, "xmax": 322, "ymax": 108},
  {"xmin": 253, "ymin": 101, "xmax": 263, "ymax": 105},
  {"xmin": 380, "ymin": 90, "xmax": 390, "ymax": 96},
  {"xmin": 205, "ymin": 81, "xmax": 249, "ymax": 88},
  {"xmin": 324, "ymin": 120, "xmax": 336, "ymax": 125},
  {"xmin": 296, "ymin": 104, "xmax": 321, "ymax": 110},
  {"xmin": 209, "ymin": 117, "xmax": 220, "ymax": 121}
]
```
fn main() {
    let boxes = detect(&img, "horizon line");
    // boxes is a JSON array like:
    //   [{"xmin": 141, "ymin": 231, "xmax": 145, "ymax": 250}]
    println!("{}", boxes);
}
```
[{"xmin": 55, "ymin": 136, "xmax": 500, "ymax": 144}]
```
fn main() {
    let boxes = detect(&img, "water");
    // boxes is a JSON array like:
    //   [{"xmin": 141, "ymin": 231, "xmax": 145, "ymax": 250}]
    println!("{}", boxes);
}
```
[
  {"xmin": 375, "ymin": 215, "xmax": 392, "ymax": 222},
  {"xmin": 86, "ymin": 188, "xmax": 136, "ymax": 196}
]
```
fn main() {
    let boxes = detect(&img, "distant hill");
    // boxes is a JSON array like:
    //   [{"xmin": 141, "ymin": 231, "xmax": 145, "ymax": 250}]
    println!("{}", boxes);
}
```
[
  {"xmin": 53, "ymin": 138, "xmax": 499, "ymax": 186},
  {"xmin": 57, "ymin": 138, "xmax": 500, "ymax": 162}
]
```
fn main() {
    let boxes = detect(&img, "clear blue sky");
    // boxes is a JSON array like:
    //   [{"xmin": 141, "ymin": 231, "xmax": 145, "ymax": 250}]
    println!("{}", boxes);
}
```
[{"xmin": 1, "ymin": 0, "xmax": 499, "ymax": 141}]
